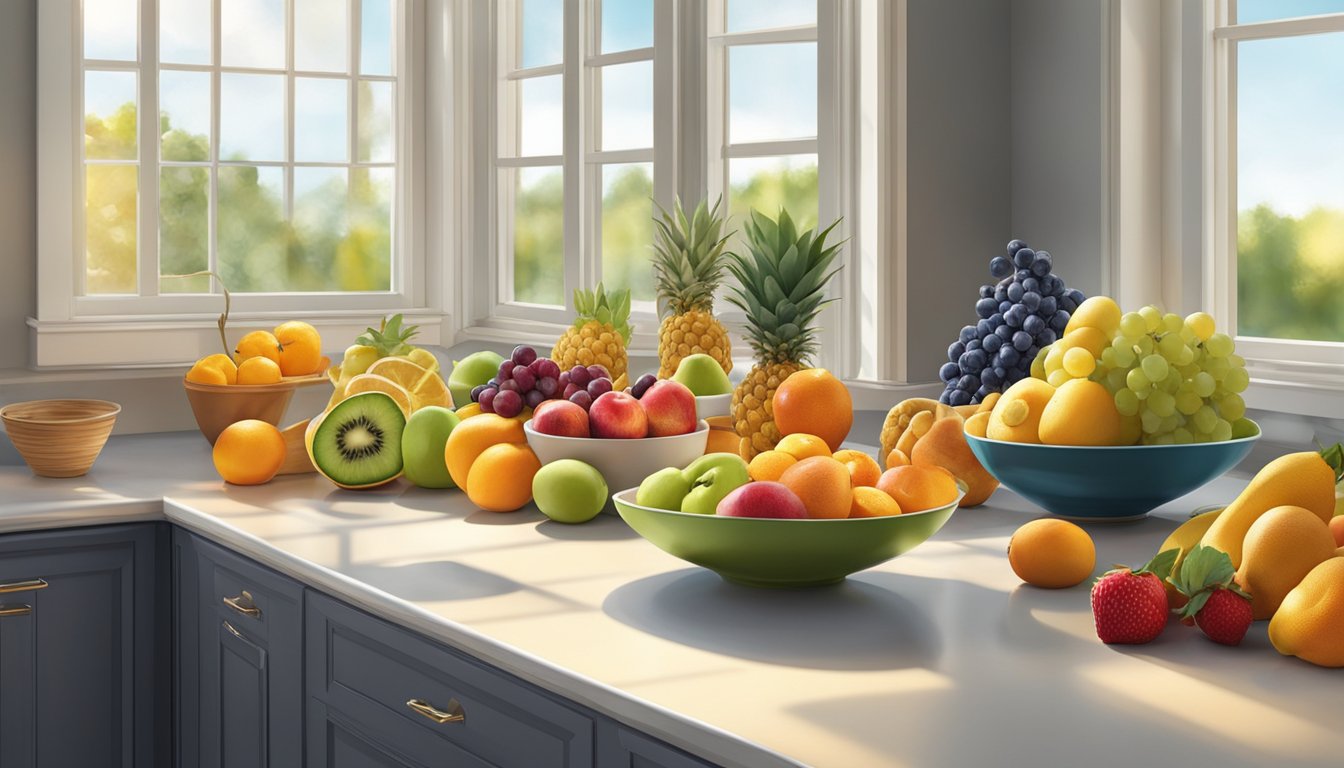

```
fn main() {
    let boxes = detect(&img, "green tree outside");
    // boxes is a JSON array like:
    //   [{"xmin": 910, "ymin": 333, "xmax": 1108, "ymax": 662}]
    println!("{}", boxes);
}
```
[{"xmin": 1237, "ymin": 204, "xmax": 1344, "ymax": 342}]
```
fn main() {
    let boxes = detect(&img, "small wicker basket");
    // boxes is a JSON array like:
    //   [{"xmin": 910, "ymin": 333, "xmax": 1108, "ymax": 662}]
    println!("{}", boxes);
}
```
[{"xmin": 0, "ymin": 399, "xmax": 121, "ymax": 478}]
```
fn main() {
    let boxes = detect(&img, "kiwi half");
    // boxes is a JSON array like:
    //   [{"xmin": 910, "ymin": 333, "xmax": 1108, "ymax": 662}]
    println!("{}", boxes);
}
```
[{"xmin": 312, "ymin": 391, "xmax": 407, "ymax": 489}]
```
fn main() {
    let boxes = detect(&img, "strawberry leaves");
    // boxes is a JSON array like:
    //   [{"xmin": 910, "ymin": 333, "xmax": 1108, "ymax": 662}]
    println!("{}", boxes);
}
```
[{"xmin": 1171, "ymin": 545, "xmax": 1250, "ymax": 619}]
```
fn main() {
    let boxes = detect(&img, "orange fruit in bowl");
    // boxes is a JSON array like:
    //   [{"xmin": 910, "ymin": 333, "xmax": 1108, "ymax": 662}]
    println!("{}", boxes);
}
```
[
  {"xmin": 748, "ymin": 450, "xmax": 797, "ymax": 482},
  {"xmin": 186, "ymin": 353, "xmax": 238, "ymax": 386},
  {"xmin": 772, "ymin": 368, "xmax": 853, "ymax": 452},
  {"xmin": 212, "ymin": 419, "xmax": 286, "ymax": 485},
  {"xmin": 236, "ymin": 356, "xmax": 283, "ymax": 385},
  {"xmin": 1007, "ymin": 519, "xmax": 1096, "ymax": 588},
  {"xmin": 774, "ymin": 433, "xmax": 832, "ymax": 461},
  {"xmin": 876, "ymin": 465, "xmax": 958, "ymax": 513},
  {"xmin": 832, "ymin": 449, "xmax": 882, "ymax": 487},
  {"xmin": 274, "ymin": 320, "xmax": 323, "ymax": 376},
  {"xmin": 850, "ymin": 486, "xmax": 902, "ymax": 518},
  {"xmin": 885, "ymin": 448, "xmax": 910, "ymax": 469},
  {"xmin": 779, "ymin": 456, "xmax": 853, "ymax": 519},
  {"xmin": 233, "ymin": 330, "xmax": 281, "ymax": 365},
  {"xmin": 466, "ymin": 442, "xmax": 541, "ymax": 512}
]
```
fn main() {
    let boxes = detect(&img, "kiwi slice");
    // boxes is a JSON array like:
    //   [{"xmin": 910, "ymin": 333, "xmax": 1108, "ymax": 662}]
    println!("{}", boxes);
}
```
[{"xmin": 312, "ymin": 392, "xmax": 407, "ymax": 489}]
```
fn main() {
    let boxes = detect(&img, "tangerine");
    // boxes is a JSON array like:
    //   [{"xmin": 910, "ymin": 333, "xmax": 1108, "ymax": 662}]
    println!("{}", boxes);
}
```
[
  {"xmin": 774, "ymin": 433, "xmax": 832, "ymax": 461},
  {"xmin": 748, "ymin": 450, "xmax": 798, "ymax": 482},
  {"xmin": 186, "ymin": 353, "xmax": 238, "ymax": 386},
  {"xmin": 274, "ymin": 320, "xmax": 323, "ymax": 376},
  {"xmin": 236, "ymin": 356, "xmax": 283, "ymax": 385},
  {"xmin": 832, "ymin": 449, "xmax": 882, "ymax": 487},
  {"xmin": 212, "ymin": 419, "xmax": 286, "ymax": 485},
  {"xmin": 779, "ymin": 456, "xmax": 853, "ymax": 519},
  {"xmin": 444, "ymin": 414, "xmax": 526, "ymax": 488},
  {"xmin": 233, "ymin": 330, "xmax": 281, "ymax": 365},
  {"xmin": 466, "ymin": 443, "xmax": 541, "ymax": 512},
  {"xmin": 1007, "ymin": 519, "xmax": 1096, "ymax": 588},
  {"xmin": 850, "ymin": 486, "xmax": 902, "ymax": 518},
  {"xmin": 771, "ymin": 369, "xmax": 853, "ymax": 452},
  {"xmin": 875, "ymin": 465, "xmax": 958, "ymax": 513}
]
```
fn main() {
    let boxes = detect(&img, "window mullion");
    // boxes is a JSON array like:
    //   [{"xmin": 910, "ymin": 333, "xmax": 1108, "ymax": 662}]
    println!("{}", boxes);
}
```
[
  {"xmin": 137, "ymin": 0, "xmax": 159, "ymax": 298},
  {"xmin": 652, "ymin": 0, "xmax": 676, "ymax": 212},
  {"xmin": 563, "ymin": 0, "xmax": 586, "ymax": 300},
  {"xmin": 209, "ymin": 0, "xmax": 221, "ymax": 290}
]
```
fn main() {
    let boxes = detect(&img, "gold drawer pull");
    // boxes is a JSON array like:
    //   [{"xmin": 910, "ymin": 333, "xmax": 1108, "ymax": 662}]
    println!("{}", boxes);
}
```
[
  {"xmin": 0, "ymin": 605, "xmax": 32, "ymax": 618},
  {"xmin": 223, "ymin": 620, "xmax": 243, "ymax": 639},
  {"xmin": 0, "ymin": 579, "xmax": 48, "ymax": 595},
  {"xmin": 406, "ymin": 698, "xmax": 465, "ymax": 725},
  {"xmin": 223, "ymin": 590, "xmax": 261, "ymax": 618}
]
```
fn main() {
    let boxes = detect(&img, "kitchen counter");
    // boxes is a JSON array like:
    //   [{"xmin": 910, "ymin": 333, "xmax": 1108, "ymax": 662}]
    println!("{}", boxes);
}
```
[{"xmin": 0, "ymin": 428, "xmax": 1339, "ymax": 768}]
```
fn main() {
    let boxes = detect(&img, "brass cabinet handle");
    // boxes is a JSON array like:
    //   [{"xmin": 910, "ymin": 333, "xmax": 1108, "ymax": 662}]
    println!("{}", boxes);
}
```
[
  {"xmin": 406, "ymin": 698, "xmax": 465, "ymax": 725},
  {"xmin": 222, "ymin": 590, "xmax": 261, "ymax": 618},
  {"xmin": 223, "ymin": 620, "xmax": 243, "ymax": 639},
  {"xmin": 0, "ymin": 605, "xmax": 32, "ymax": 618},
  {"xmin": 0, "ymin": 579, "xmax": 48, "ymax": 595}
]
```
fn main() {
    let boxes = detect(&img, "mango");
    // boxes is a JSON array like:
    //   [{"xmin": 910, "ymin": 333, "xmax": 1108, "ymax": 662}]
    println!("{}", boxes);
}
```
[
  {"xmin": 1055, "ymin": 326, "xmax": 1110, "ymax": 359},
  {"xmin": 911, "ymin": 416, "xmax": 999, "ymax": 507},
  {"xmin": 1269, "ymin": 557, "xmax": 1344, "ymax": 668},
  {"xmin": 1236, "ymin": 505, "xmax": 1338, "ymax": 620},
  {"xmin": 1063, "ymin": 296, "xmax": 1122, "ymax": 338},
  {"xmin": 986, "ymin": 378, "xmax": 1055, "ymax": 444},
  {"xmin": 1038, "ymin": 379, "xmax": 1123, "ymax": 446}
]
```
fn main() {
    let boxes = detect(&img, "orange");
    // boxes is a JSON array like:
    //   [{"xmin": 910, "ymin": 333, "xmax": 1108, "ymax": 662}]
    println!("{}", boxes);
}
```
[
  {"xmin": 236, "ymin": 356, "xmax": 283, "ymax": 385},
  {"xmin": 850, "ymin": 486, "xmax": 902, "ymax": 518},
  {"xmin": 876, "ymin": 465, "xmax": 958, "ymax": 513},
  {"xmin": 748, "ymin": 450, "xmax": 797, "ymax": 482},
  {"xmin": 1007, "ymin": 519, "xmax": 1096, "ymax": 588},
  {"xmin": 1330, "ymin": 515, "xmax": 1344, "ymax": 548},
  {"xmin": 186, "ymin": 353, "xmax": 238, "ymax": 386},
  {"xmin": 367, "ymin": 357, "xmax": 452, "ymax": 411},
  {"xmin": 212, "ymin": 419, "xmax": 285, "ymax": 485},
  {"xmin": 774, "ymin": 433, "xmax": 832, "ymax": 461},
  {"xmin": 274, "ymin": 320, "xmax": 323, "ymax": 376},
  {"xmin": 772, "ymin": 368, "xmax": 853, "ymax": 452},
  {"xmin": 779, "ymin": 456, "xmax": 853, "ymax": 519},
  {"xmin": 466, "ymin": 442, "xmax": 541, "ymax": 512},
  {"xmin": 342, "ymin": 373, "xmax": 413, "ymax": 415},
  {"xmin": 445, "ymin": 414, "xmax": 526, "ymax": 488},
  {"xmin": 704, "ymin": 416, "xmax": 739, "ymax": 454},
  {"xmin": 884, "ymin": 448, "xmax": 910, "ymax": 469},
  {"xmin": 832, "ymin": 449, "xmax": 882, "ymax": 487},
  {"xmin": 233, "ymin": 330, "xmax": 281, "ymax": 365}
]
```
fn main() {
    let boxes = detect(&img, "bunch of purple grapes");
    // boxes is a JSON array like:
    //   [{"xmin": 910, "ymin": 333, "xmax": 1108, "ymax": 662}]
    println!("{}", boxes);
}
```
[
  {"xmin": 937, "ymin": 239, "xmax": 1086, "ymax": 406},
  {"xmin": 470, "ymin": 345, "xmax": 614, "ymax": 418}
]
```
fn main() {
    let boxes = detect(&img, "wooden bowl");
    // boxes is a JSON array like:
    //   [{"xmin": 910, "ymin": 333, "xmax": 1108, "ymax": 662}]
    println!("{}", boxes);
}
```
[
  {"xmin": 184, "ymin": 379, "xmax": 296, "ymax": 445},
  {"xmin": 0, "ymin": 399, "xmax": 121, "ymax": 478}
]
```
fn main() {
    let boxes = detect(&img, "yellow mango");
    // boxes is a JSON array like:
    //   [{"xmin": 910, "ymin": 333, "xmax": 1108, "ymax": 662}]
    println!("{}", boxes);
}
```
[
  {"xmin": 986, "ymin": 378, "xmax": 1056, "ymax": 444},
  {"xmin": 1269, "ymin": 557, "xmax": 1344, "ymax": 668},
  {"xmin": 1037, "ymin": 379, "xmax": 1123, "ymax": 446},
  {"xmin": 1236, "ymin": 505, "xmax": 1338, "ymax": 620},
  {"xmin": 1063, "ymin": 296, "xmax": 1122, "ymax": 338}
]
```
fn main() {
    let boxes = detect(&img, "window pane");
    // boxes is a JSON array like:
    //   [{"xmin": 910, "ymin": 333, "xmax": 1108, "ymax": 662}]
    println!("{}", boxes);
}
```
[
  {"xmin": 160, "ymin": 70, "xmax": 211, "ymax": 161},
  {"xmin": 357, "ymin": 81, "xmax": 394, "ymax": 163},
  {"xmin": 361, "ymin": 0, "xmax": 394, "ymax": 76},
  {"xmin": 220, "ymin": 74, "xmax": 285, "ymax": 161},
  {"xmin": 292, "ymin": 167, "xmax": 349, "ymax": 291},
  {"xmin": 84, "ymin": 0, "xmax": 138, "ymax": 61},
  {"xmin": 511, "ymin": 167, "xmax": 564, "ymax": 305},
  {"xmin": 729, "ymin": 43, "xmax": 817, "ymax": 142},
  {"xmin": 349, "ymin": 167, "xmax": 394, "ymax": 291},
  {"xmin": 159, "ymin": 167, "xmax": 210, "ymax": 293},
  {"xmin": 601, "ymin": 61, "xmax": 653, "ymax": 151},
  {"xmin": 218, "ymin": 166, "xmax": 286, "ymax": 292},
  {"xmin": 160, "ymin": 0, "xmax": 211, "ymax": 64},
  {"xmin": 602, "ymin": 0, "xmax": 652, "ymax": 53},
  {"xmin": 85, "ymin": 71, "xmax": 137, "ymax": 160},
  {"xmin": 295, "ymin": 78, "xmax": 349, "ymax": 162},
  {"xmin": 518, "ymin": 75, "xmax": 563, "ymax": 156},
  {"xmin": 222, "ymin": 0, "xmax": 285, "ymax": 69},
  {"xmin": 728, "ymin": 155, "xmax": 819, "ymax": 248},
  {"xmin": 1236, "ymin": 33, "xmax": 1344, "ymax": 342},
  {"xmin": 1235, "ymin": 1, "xmax": 1344, "ymax": 23},
  {"xmin": 726, "ymin": 0, "xmax": 815, "ymax": 33},
  {"xmin": 85, "ymin": 165, "xmax": 138, "ymax": 294},
  {"xmin": 601, "ymin": 164, "xmax": 655, "ymax": 304},
  {"xmin": 520, "ymin": 0, "xmax": 563, "ymax": 69},
  {"xmin": 296, "ymin": 0, "xmax": 349, "ymax": 73}
]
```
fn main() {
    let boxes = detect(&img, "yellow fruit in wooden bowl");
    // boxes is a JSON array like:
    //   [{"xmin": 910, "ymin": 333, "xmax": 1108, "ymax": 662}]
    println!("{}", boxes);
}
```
[
  {"xmin": 236, "ymin": 356, "xmax": 283, "ymax": 385},
  {"xmin": 274, "ymin": 320, "xmax": 324, "ymax": 376},
  {"xmin": 186, "ymin": 354, "xmax": 238, "ymax": 386},
  {"xmin": 233, "ymin": 330, "xmax": 282, "ymax": 365},
  {"xmin": 1038, "ymin": 379, "xmax": 1123, "ymax": 446}
]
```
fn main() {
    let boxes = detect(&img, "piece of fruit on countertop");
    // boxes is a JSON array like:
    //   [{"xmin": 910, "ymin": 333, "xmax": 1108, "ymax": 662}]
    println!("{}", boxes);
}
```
[
  {"xmin": 309, "ymin": 391, "xmax": 407, "ymax": 490},
  {"xmin": 1090, "ymin": 549, "xmax": 1177, "ymax": 645},
  {"xmin": 1171, "ymin": 545, "xmax": 1253, "ymax": 646},
  {"xmin": 1270, "ymin": 557, "xmax": 1344, "ymax": 668}
]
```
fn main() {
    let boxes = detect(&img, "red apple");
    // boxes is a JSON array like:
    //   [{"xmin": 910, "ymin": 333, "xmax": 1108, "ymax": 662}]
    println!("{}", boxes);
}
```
[
  {"xmin": 531, "ymin": 400, "xmax": 590, "ymax": 438},
  {"xmin": 640, "ymin": 380, "xmax": 698, "ymax": 437},
  {"xmin": 716, "ymin": 481, "xmax": 808, "ymax": 519},
  {"xmin": 589, "ymin": 391, "xmax": 648, "ymax": 439}
]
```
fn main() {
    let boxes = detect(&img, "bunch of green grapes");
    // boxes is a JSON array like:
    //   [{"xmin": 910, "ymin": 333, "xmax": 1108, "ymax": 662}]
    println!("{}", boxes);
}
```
[{"xmin": 1031, "ymin": 306, "xmax": 1255, "ymax": 444}]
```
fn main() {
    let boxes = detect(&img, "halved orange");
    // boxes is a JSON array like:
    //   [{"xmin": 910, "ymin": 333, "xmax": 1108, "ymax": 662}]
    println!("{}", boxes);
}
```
[{"xmin": 366, "ymin": 357, "xmax": 452, "ymax": 411}]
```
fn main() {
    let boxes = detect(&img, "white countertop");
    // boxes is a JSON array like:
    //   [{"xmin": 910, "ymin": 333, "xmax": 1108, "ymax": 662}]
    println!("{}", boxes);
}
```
[{"xmin": 0, "ymin": 427, "xmax": 1340, "ymax": 768}]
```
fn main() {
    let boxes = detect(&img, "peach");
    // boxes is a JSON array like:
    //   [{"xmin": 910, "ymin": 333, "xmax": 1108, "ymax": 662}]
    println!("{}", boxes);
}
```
[
  {"xmin": 716, "ymin": 481, "xmax": 808, "ymax": 519},
  {"xmin": 779, "ymin": 456, "xmax": 853, "ymax": 519},
  {"xmin": 531, "ymin": 399, "xmax": 590, "ymax": 438},
  {"xmin": 589, "ymin": 391, "xmax": 648, "ymax": 439},
  {"xmin": 640, "ymin": 380, "xmax": 698, "ymax": 436},
  {"xmin": 850, "ymin": 486, "xmax": 903, "ymax": 518}
]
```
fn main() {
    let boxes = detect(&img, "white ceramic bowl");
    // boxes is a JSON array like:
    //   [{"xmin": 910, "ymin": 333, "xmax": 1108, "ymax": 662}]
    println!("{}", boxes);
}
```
[
  {"xmin": 694, "ymin": 393, "xmax": 732, "ymax": 419},
  {"xmin": 524, "ymin": 420, "xmax": 710, "ymax": 511}
]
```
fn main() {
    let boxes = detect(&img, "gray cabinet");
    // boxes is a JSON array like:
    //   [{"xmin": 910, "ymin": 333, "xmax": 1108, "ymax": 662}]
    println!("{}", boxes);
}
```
[
  {"xmin": 0, "ymin": 524, "xmax": 168, "ymax": 768},
  {"xmin": 600, "ymin": 724, "xmax": 719, "ymax": 768}
]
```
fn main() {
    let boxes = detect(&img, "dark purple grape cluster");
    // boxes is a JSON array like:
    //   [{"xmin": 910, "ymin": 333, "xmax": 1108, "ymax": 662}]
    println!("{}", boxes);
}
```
[
  {"xmin": 937, "ymin": 239, "xmax": 1086, "ymax": 406},
  {"xmin": 628, "ymin": 373, "xmax": 658, "ymax": 399},
  {"xmin": 470, "ymin": 346, "xmax": 613, "ymax": 417}
]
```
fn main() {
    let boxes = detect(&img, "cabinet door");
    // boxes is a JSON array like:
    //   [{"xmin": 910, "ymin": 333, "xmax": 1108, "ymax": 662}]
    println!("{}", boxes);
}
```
[
  {"xmin": 0, "ymin": 524, "xmax": 167, "ymax": 768},
  {"xmin": 598, "ymin": 722, "xmax": 718, "ymax": 768}
]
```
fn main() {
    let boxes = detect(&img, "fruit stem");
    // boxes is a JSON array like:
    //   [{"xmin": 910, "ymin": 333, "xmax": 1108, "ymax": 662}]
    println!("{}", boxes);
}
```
[
  {"xmin": 161, "ymin": 270, "xmax": 232, "ymax": 356},
  {"xmin": 1318, "ymin": 442, "xmax": 1344, "ymax": 483}
]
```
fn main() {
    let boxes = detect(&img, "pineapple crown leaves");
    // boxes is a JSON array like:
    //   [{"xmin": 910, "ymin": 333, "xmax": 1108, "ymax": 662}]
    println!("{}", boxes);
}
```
[
  {"xmin": 723, "ymin": 208, "xmax": 846, "ymax": 365},
  {"xmin": 651, "ymin": 196, "xmax": 735, "ymax": 318},
  {"xmin": 572, "ymin": 282, "xmax": 633, "ymax": 343},
  {"xmin": 355, "ymin": 314, "xmax": 420, "ymax": 357},
  {"xmin": 1170, "ymin": 545, "xmax": 1250, "ymax": 619}
]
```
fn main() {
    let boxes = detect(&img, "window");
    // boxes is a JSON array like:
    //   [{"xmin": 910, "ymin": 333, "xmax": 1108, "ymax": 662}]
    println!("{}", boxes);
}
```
[{"xmin": 1211, "ymin": 2, "xmax": 1344, "ymax": 365}]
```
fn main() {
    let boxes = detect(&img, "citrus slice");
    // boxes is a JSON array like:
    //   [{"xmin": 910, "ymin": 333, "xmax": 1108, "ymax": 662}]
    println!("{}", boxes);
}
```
[
  {"xmin": 404, "ymin": 348, "xmax": 440, "ymax": 374},
  {"xmin": 342, "ymin": 373, "xmax": 413, "ymax": 415},
  {"xmin": 365, "ymin": 357, "xmax": 452, "ymax": 411}
]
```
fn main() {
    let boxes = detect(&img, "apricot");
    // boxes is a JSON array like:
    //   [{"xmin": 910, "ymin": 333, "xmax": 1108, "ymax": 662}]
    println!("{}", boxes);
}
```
[
  {"xmin": 779, "ymin": 456, "xmax": 853, "ymax": 519},
  {"xmin": 1008, "ymin": 519, "xmax": 1096, "ymax": 588},
  {"xmin": 748, "ymin": 450, "xmax": 798, "ymax": 482},
  {"xmin": 774, "ymin": 433, "xmax": 832, "ymax": 461},
  {"xmin": 466, "ymin": 443, "xmax": 541, "ymax": 512},
  {"xmin": 832, "ymin": 449, "xmax": 882, "ymax": 488},
  {"xmin": 850, "ymin": 486, "xmax": 902, "ymax": 518},
  {"xmin": 876, "ymin": 465, "xmax": 959, "ymax": 513}
]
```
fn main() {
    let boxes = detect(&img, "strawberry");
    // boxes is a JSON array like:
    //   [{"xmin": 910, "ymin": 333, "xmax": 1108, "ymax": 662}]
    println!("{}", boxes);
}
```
[
  {"xmin": 1091, "ymin": 549, "xmax": 1177, "ymax": 644},
  {"xmin": 1171, "ymin": 545, "xmax": 1253, "ymax": 646}
]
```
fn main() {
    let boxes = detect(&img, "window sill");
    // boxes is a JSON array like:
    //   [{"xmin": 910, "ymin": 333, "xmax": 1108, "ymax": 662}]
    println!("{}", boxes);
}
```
[{"xmin": 1243, "ymin": 356, "xmax": 1344, "ymax": 419}]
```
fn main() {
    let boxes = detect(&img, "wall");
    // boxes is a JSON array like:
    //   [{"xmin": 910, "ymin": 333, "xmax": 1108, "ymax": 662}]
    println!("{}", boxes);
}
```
[
  {"xmin": 0, "ymin": 0, "xmax": 35, "ymax": 370},
  {"xmin": 905, "ymin": 0, "xmax": 1013, "ymax": 379}
]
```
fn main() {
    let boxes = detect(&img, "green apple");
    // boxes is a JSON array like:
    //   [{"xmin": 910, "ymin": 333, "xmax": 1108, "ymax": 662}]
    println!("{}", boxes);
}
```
[
  {"xmin": 636, "ymin": 467, "xmax": 693, "ymax": 511},
  {"xmin": 679, "ymin": 453, "xmax": 750, "ymax": 515},
  {"xmin": 401, "ymin": 406, "xmax": 461, "ymax": 488},
  {"xmin": 671, "ymin": 353, "xmax": 733, "ymax": 396},
  {"xmin": 447, "ymin": 350, "xmax": 505, "ymax": 409},
  {"xmin": 533, "ymin": 460, "xmax": 608, "ymax": 523}
]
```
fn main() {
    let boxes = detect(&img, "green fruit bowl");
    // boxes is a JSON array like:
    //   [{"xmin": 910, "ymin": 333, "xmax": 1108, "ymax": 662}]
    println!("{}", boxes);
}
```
[
  {"xmin": 611, "ymin": 486, "xmax": 963, "ymax": 588},
  {"xmin": 965, "ymin": 424, "xmax": 1260, "ymax": 521}
]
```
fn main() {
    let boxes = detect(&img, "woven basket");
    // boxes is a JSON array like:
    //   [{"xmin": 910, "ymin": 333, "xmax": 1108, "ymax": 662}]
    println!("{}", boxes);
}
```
[{"xmin": 0, "ymin": 399, "xmax": 121, "ymax": 478}]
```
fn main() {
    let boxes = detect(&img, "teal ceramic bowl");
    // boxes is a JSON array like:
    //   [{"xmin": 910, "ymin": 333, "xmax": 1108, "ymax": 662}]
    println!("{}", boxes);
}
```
[
  {"xmin": 611, "ymin": 486, "xmax": 963, "ymax": 588},
  {"xmin": 965, "ymin": 425, "xmax": 1259, "ymax": 521}
]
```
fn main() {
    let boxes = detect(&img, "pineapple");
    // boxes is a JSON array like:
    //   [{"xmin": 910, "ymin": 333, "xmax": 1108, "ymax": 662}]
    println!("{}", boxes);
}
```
[
  {"xmin": 552, "ymin": 283, "xmax": 633, "ymax": 383},
  {"xmin": 326, "ymin": 314, "xmax": 435, "ymax": 409},
  {"xmin": 652, "ymin": 197, "xmax": 735, "ymax": 379},
  {"xmin": 726, "ymin": 209, "xmax": 844, "ymax": 460}
]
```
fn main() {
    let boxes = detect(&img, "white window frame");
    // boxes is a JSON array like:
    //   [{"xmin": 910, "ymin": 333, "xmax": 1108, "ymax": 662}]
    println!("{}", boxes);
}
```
[{"xmin": 34, "ymin": 0, "xmax": 440, "ymax": 368}]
